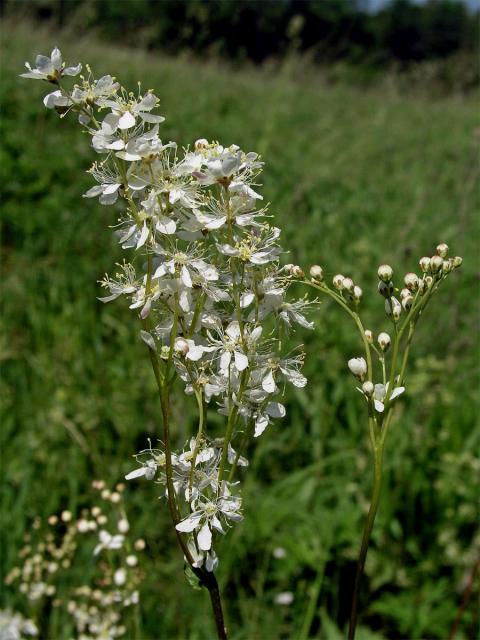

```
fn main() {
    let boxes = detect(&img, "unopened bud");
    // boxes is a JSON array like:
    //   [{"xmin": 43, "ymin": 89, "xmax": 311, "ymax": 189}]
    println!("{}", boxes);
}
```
[
  {"xmin": 195, "ymin": 138, "xmax": 209, "ymax": 149},
  {"xmin": 309, "ymin": 265, "xmax": 324, "ymax": 281},
  {"xmin": 378, "ymin": 281, "xmax": 393, "ymax": 298},
  {"xmin": 425, "ymin": 276, "xmax": 434, "ymax": 287},
  {"xmin": 343, "ymin": 277, "xmax": 354, "ymax": 293},
  {"xmin": 430, "ymin": 255, "xmax": 443, "ymax": 273},
  {"xmin": 442, "ymin": 260, "xmax": 452, "ymax": 274},
  {"xmin": 377, "ymin": 332, "xmax": 391, "ymax": 351},
  {"xmin": 353, "ymin": 285, "xmax": 363, "ymax": 302},
  {"xmin": 400, "ymin": 287, "xmax": 410, "ymax": 299},
  {"xmin": 453, "ymin": 256, "xmax": 463, "ymax": 268},
  {"xmin": 364, "ymin": 329, "xmax": 374, "ymax": 343},
  {"xmin": 174, "ymin": 338, "xmax": 189, "ymax": 355},
  {"xmin": 417, "ymin": 279, "xmax": 426, "ymax": 295},
  {"xmin": 378, "ymin": 264, "xmax": 393, "ymax": 282},
  {"xmin": 436, "ymin": 243, "xmax": 449, "ymax": 258},
  {"xmin": 402, "ymin": 295, "xmax": 413, "ymax": 310},
  {"xmin": 348, "ymin": 357, "xmax": 367, "ymax": 381},
  {"xmin": 291, "ymin": 265, "xmax": 304, "ymax": 278},
  {"xmin": 333, "ymin": 274, "xmax": 345, "ymax": 290},
  {"xmin": 404, "ymin": 272, "xmax": 418, "ymax": 291},
  {"xmin": 385, "ymin": 296, "xmax": 401, "ymax": 320},
  {"xmin": 419, "ymin": 257, "xmax": 431, "ymax": 273},
  {"xmin": 362, "ymin": 381, "xmax": 374, "ymax": 397}
]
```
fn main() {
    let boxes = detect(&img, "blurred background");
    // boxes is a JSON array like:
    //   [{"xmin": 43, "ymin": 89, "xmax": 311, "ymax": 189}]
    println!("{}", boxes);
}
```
[{"xmin": 1, "ymin": 1, "xmax": 479, "ymax": 638}]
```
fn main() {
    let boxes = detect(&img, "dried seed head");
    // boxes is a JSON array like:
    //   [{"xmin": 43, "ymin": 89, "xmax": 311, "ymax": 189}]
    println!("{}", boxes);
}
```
[
  {"xmin": 362, "ymin": 381, "xmax": 374, "ymax": 397},
  {"xmin": 309, "ymin": 265, "xmax": 324, "ymax": 281},
  {"xmin": 430, "ymin": 255, "xmax": 443, "ymax": 273},
  {"xmin": 364, "ymin": 329, "xmax": 374, "ymax": 343},
  {"xmin": 419, "ymin": 257, "xmax": 431, "ymax": 273},
  {"xmin": 436, "ymin": 243, "xmax": 449, "ymax": 258},
  {"xmin": 378, "ymin": 280, "xmax": 393, "ymax": 298},
  {"xmin": 347, "ymin": 357, "xmax": 367, "ymax": 380},
  {"xmin": 378, "ymin": 332, "xmax": 391, "ymax": 351},
  {"xmin": 333, "ymin": 274, "xmax": 345, "ymax": 290},
  {"xmin": 404, "ymin": 272, "xmax": 418, "ymax": 291},
  {"xmin": 378, "ymin": 264, "xmax": 393, "ymax": 282}
]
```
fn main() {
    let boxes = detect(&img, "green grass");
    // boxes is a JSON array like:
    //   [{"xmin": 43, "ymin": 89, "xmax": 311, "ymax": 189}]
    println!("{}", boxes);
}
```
[{"xmin": 1, "ymin": 20, "xmax": 479, "ymax": 640}]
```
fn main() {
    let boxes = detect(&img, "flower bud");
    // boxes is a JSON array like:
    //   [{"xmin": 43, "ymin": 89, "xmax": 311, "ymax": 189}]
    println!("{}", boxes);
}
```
[
  {"xmin": 342, "ymin": 277, "xmax": 354, "ymax": 293},
  {"xmin": 364, "ymin": 329, "xmax": 374, "ymax": 343},
  {"xmin": 385, "ymin": 296, "xmax": 401, "ymax": 320},
  {"xmin": 118, "ymin": 519, "xmax": 129, "ymax": 533},
  {"xmin": 284, "ymin": 263, "xmax": 295, "ymax": 273},
  {"xmin": 400, "ymin": 287, "xmax": 410, "ymax": 299},
  {"xmin": 402, "ymin": 295, "xmax": 413, "ymax": 310},
  {"xmin": 348, "ymin": 357, "xmax": 367, "ymax": 381},
  {"xmin": 291, "ymin": 265, "xmax": 304, "ymax": 278},
  {"xmin": 425, "ymin": 276, "xmax": 434, "ymax": 287},
  {"xmin": 436, "ymin": 243, "xmax": 449, "ymax": 258},
  {"xmin": 419, "ymin": 257, "xmax": 431, "ymax": 273},
  {"xmin": 195, "ymin": 138, "xmax": 209, "ymax": 149},
  {"xmin": 377, "ymin": 332, "xmax": 391, "ymax": 351},
  {"xmin": 430, "ymin": 255, "xmax": 443, "ymax": 273},
  {"xmin": 404, "ymin": 272, "xmax": 418, "ymax": 291},
  {"xmin": 309, "ymin": 265, "xmax": 324, "ymax": 281},
  {"xmin": 362, "ymin": 381, "xmax": 374, "ymax": 397},
  {"xmin": 453, "ymin": 256, "xmax": 463, "ymax": 268},
  {"xmin": 378, "ymin": 280, "xmax": 393, "ymax": 298},
  {"xmin": 174, "ymin": 338, "xmax": 189, "ymax": 355},
  {"xmin": 353, "ymin": 285, "xmax": 363, "ymax": 302},
  {"xmin": 378, "ymin": 264, "xmax": 393, "ymax": 282},
  {"xmin": 333, "ymin": 274, "xmax": 345, "ymax": 290},
  {"xmin": 442, "ymin": 260, "xmax": 452, "ymax": 274}
]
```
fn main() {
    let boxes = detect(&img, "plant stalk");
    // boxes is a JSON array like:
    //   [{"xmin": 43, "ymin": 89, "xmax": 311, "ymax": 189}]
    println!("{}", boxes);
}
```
[{"xmin": 348, "ymin": 441, "xmax": 384, "ymax": 640}]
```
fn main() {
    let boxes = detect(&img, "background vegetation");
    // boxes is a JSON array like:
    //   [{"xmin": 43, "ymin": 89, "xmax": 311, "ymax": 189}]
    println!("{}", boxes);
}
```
[{"xmin": 1, "ymin": 11, "xmax": 479, "ymax": 640}]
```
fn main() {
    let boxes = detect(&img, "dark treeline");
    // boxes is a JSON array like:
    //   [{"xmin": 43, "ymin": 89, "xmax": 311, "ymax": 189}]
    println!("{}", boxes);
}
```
[{"xmin": 2, "ymin": 0, "xmax": 478, "ymax": 66}]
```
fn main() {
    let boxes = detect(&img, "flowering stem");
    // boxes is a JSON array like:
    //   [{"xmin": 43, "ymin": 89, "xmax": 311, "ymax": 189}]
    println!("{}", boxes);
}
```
[{"xmin": 348, "ymin": 439, "xmax": 384, "ymax": 640}]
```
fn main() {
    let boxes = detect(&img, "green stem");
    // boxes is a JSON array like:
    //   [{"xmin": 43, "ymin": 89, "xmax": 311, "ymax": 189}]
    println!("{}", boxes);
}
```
[
  {"xmin": 305, "ymin": 281, "xmax": 373, "ymax": 379},
  {"xmin": 348, "ymin": 441, "xmax": 384, "ymax": 640}
]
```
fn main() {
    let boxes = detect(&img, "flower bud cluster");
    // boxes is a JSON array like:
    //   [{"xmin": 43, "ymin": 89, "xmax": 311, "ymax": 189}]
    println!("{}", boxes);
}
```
[
  {"xmin": 4, "ymin": 481, "xmax": 144, "ymax": 639},
  {"xmin": 21, "ymin": 49, "xmax": 312, "ymax": 571}
]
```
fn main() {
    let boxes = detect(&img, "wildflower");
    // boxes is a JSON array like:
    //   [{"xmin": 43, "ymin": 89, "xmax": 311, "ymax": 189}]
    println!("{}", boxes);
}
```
[
  {"xmin": 175, "ymin": 483, "xmax": 243, "ymax": 552},
  {"xmin": 310, "ymin": 265, "xmax": 324, "ymax": 281},
  {"xmin": 21, "ymin": 48, "xmax": 81, "ymax": 82},
  {"xmin": 93, "ymin": 530, "xmax": 125, "ymax": 556}
]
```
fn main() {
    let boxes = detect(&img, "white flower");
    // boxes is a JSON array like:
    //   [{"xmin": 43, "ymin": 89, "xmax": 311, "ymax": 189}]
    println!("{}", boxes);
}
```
[
  {"xmin": 176, "ymin": 483, "xmax": 242, "ymax": 551},
  {"xmin": 20, "ymin": 48, "xmax": 81, "ymax": 81},
  {"xmin": 93, "ymin": 530, "xmax": 125, "ymax": 555}
]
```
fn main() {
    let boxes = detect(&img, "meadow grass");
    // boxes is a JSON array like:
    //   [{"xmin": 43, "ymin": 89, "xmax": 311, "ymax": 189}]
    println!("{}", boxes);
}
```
[{"xmin": 1, "ymin": 20, "xmax": 479, "ymax": 639}]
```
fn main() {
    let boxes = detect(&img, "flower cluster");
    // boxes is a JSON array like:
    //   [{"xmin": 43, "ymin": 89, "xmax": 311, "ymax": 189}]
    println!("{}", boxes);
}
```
[
  {"xmin": 4, "ymin": 481, "xmax": 144, "ymax": 640},
  {"xmin": 0, "ymin": 610, "xmax": 38, "ymax": 639},
  {"xmin": 21, "ymin": 48, "xmax": 311, "ymax": 573},
  {"xmin": 310, "ymin": 242, "xmax": 462, "ymax": 420}
]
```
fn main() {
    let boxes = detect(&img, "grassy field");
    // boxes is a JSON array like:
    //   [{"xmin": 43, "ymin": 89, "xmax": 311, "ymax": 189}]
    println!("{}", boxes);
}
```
[{"xmin": 1, "ymin": 20, "xmax": 479, "ymax": 640}]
